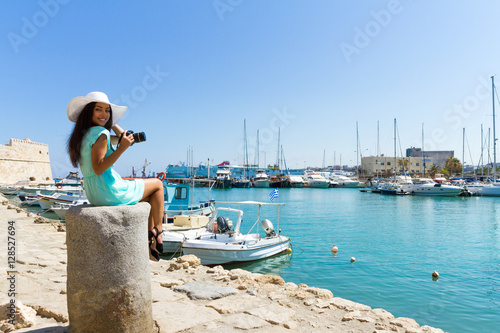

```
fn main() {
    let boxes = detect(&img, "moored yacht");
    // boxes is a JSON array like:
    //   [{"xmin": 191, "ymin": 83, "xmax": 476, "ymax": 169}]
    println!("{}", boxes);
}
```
[
  {"xmin": 410, "ymin": 178, "xmax": 463, "ymax": 196},
  {"xmin": 252, "ymin": 169, "xmax": 271, "ymax": 188},
  {"xmin": 305, "ymin": 174, "xmax": 330, "ymax": 188},
  {"xmin": 329, "ymin": 174, "xmax": 360, "ymax": 188},
  {"xmin": 288, "ymin": 175, "xmax": 305, "ymax": 188}
]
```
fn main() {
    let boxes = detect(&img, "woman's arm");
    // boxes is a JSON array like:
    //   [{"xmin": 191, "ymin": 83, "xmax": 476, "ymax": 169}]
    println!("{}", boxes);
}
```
[
  {"xmin": 91, "ymin": 132, "xmax": 134, "ymax": 175},
  {"xmin": 110, "ymin": 124, "xmax": 125, "ymax": 146}
]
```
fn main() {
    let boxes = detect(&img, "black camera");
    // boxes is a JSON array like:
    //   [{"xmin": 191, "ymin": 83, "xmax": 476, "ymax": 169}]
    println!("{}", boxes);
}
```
[{"xmin": 120, "ymin": 130, "xmax": 146, "ymax": 145}]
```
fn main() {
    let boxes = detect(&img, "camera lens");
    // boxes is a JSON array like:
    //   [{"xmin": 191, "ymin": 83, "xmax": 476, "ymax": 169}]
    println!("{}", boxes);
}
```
[{"xmin": 133, "ymin": 132, "xmax": 146, "ymax": 143}]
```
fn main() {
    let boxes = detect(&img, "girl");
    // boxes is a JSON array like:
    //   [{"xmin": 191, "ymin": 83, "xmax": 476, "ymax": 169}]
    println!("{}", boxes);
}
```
[{"xmin": 67, "ymin": 91, "xmax": 163, "ymax": 261}]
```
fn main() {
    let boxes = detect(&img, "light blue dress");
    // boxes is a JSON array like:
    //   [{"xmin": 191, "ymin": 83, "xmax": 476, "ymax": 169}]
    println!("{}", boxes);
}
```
[{"xmin": 79, "ymin": 126, "xmax": 144, "ymax": 206}]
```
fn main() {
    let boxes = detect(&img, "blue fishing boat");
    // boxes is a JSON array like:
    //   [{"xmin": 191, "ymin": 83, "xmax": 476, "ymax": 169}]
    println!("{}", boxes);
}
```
[{"xmin": 160, "ymin": 177, "xmax": 214, "ymax": 223}]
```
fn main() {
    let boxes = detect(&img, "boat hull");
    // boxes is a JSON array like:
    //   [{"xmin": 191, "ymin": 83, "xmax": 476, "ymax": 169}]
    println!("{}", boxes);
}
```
[
  {"xmin": 410, "ymin": 187, "xmax": 462, "ymax": 196},
  {"xmin": 182, "ymin": 236, "xmax": 290, "ymax": 266},
  {"xmin": 307, "ymin": 181, "xmax": 330, "ymax": 188},
  {"xmin": 252, "ymin": 180, "xmax": 270, "ymax": 188},
  {"xmin": 335, "ymin": 182, "xmax": 359, "ymax": 188},
  {"xmin": 477, "ymin": 184, "xmax": 500, "ymax": 196},
  {"xmin": 214, "ymin": 179, "xmax": 232, "ymax": 189}
]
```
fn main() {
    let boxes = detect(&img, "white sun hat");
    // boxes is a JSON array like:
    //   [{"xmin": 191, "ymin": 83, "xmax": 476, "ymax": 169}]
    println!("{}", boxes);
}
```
[{"xmin": 67, "ymin": 91, "xmax": 127, "ymax": 126}]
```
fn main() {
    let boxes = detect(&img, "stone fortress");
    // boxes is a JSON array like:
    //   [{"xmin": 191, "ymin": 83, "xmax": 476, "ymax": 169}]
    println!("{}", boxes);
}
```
[{"xmin": 0, "ymin": 137, "xmax": 53, "ymax": 185}]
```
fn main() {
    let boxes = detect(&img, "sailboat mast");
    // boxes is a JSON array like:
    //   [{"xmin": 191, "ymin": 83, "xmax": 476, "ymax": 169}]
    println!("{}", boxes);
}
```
[
  {"xmin": 377, "ymin": 121, "xmax": 380, "ymax": 178},
  {"xmin": 322, "ymin": 149, "xmax": 326, "ymax": 169},
  {"xmin": 481, "ymin": 124, "xmax": 484, "ymax": 177},
  {"xmin": 492, "ymin": 76, "xmax": 497, "ymax": 181},
  {"xmin": 422, "ymin": 123, "xmax": 425, "ymax": 177},
  {"xmin": 462, "ymin": 128, "xmax": 465, "ymax": 178},
  {"xmin": 356, "ymin": 121, "xmax": 359, "ymax": 178},
  {"xmin": 394, "ymin": 118, "xmax": 397, "ymax": 180},
  {"xmin": 256, "ymin": 130, "xmax": 260, "ymax": 168},
  {"xmin": 275, "ymin": 127, "xmax": 281, "ymax": 171},
  {"xmin": 244, "ymin": 119, "xmax": 248, "ymax": 178}
]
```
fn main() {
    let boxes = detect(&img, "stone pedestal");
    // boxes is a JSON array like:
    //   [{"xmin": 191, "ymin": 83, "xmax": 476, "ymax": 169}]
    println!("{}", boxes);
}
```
[{"xmin": 66, "ymin": 202, "xmax": 153, "ymax": 333}]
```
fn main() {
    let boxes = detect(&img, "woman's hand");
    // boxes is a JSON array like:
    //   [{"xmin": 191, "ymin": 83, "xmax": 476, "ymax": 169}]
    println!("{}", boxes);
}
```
[{"xmin": 118, "ymin": 131, "xmax": 135, "ymax": 150}]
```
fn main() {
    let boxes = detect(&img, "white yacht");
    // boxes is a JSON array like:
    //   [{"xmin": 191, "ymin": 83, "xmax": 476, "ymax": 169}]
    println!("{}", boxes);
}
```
[
  {"xmin": 304, "ymin": 174, "xmax": 330, "ymax": 188},
  {"xmin": 288, "ymin": 175, "xmax": 305, "ymax": 188},
  {"xmin": 329, "ymin": 174, "xmax": 360, "ymax": 188},
  {"xmin": 477, "ymin": 182, "xmax": 500, "ymax": 196},
  {"xmin": 409, "ymin": 178, "xmax": 463, "ymax": 196},
  {"xmin": 252, "ymin": 169, "xmax": 270, "ymax": 188}
]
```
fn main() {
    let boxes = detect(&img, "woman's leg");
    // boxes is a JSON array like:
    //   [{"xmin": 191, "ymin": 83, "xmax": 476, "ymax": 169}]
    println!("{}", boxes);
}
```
[{"xmin": 141, "ymin": 178, "xmax": 164, "ymax": 244}]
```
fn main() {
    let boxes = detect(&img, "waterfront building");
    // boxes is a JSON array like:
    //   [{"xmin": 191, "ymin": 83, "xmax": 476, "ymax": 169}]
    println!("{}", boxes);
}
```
[
  {"xmin": 361, "ymin": 155, "xmax": 428, "ymax": 177},
  {"xmin": 0, "ymin": 137, "xmax": 53, "ymax": 184},
  {"xmin": 406, "ymin": 147, "xmax": 454, "ymax": 170}
]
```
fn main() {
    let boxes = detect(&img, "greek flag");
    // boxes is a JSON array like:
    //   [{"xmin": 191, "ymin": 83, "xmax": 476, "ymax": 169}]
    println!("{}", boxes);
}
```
[{"xmin": 269, "ymin": 188, "xmax": 279, "ymax": 202}]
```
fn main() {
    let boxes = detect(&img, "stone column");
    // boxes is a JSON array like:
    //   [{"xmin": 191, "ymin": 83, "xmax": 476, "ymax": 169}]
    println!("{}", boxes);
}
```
[{"xmin": 66, "ymin": 202, "xmax": 153, "ymax": 333}]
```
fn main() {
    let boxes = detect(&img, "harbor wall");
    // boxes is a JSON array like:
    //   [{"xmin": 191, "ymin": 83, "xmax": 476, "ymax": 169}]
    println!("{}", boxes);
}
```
[{"xmin": 0, "ymin": 138, "xmax": 53, "ymax": 185}]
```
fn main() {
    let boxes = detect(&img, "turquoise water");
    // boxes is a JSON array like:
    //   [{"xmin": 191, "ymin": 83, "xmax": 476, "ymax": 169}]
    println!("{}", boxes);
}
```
[{"xmin": 213, "ymin": 188, "xmax": 500, "ymax": 333}]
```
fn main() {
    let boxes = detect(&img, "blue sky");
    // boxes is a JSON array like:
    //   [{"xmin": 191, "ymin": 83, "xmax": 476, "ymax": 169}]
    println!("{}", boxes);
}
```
[{"xmin": 2, "ymin": 1, "xmax": 500, "ymax": 177}]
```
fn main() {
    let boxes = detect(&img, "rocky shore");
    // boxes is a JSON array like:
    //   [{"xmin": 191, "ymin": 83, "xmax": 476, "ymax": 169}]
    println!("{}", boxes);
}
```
[{"xmin": 0, "ymin": 193, "xmax": 445, "ymax": 333}]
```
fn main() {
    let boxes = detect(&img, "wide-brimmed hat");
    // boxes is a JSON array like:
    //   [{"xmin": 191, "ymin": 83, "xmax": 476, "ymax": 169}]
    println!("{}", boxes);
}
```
[{"xmin": 67, "ymin": 91, "xmax": 127, "ymax": 126}]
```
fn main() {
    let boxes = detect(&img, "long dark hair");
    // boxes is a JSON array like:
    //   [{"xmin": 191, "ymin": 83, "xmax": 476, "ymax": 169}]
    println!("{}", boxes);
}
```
[{"xmin": 67, "ymin": 102, "xmax": 113, "ymax": 167}]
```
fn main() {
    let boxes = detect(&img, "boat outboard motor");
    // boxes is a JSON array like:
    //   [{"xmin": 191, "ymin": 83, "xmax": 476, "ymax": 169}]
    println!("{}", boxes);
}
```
[
  {"xmin": 216, "ymin": 216, "xmax": 230, "ymax": 233},
  {"xmin": 261, "ymin": 219, "xmax": 276, "ymax": 236}
]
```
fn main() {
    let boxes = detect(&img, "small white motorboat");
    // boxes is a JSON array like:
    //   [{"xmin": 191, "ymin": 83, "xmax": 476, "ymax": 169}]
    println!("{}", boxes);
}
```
[
  {"xmin": 161, "ymin": 215, "xmax": 213, "ymax": 253},
  {"xmin": 181, "ymin": 201, "xmax": 290, "ymax": 266},
  {"xmin": 36, "ymin": 191, "xmax": 88, "ymax": 210}
]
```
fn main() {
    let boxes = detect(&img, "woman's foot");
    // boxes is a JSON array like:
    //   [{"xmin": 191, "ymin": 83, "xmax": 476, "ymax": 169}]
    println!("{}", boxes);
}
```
[
  {"xmin": 148, "ymin": 230, "xmax": 160, "ymax": 262},
  {"xmin": 149, "ymin": 227, "xmax": 163, "ymax": 255}
]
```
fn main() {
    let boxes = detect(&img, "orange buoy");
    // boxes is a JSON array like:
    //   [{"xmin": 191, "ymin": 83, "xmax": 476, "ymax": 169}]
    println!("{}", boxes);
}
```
[{"xmin": 331, "ymin": 245, "xmax": 338, "ymax": 253}]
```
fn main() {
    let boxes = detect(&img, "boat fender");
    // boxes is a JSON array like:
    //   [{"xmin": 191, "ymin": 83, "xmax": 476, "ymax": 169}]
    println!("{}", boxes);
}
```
[{"xmin": 157, "ymin": 172, "xmax": 166, "ymax": 181}]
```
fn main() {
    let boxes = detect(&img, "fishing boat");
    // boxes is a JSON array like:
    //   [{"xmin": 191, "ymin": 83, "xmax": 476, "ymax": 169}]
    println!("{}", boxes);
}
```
[
  {"xmin": 270, "ymin": 174, "xmax": 291, "ymax": 188},
  {"xmin": 0, "ymin": 180, "xmax": 30, "ymax": 195},
  {"xmin": 18, "ymin": 193, "xmax": 40, "ymax": 207},
  {"xmin": 161, "ymin": 178, "xmax": 214, "ymax": 223},
  {"xmin": 252, "ymin": 169, "xmax": 271, "ymax": 188},
  {"xmin": 231, "ymin": 177, "xmax": 251, "ymax": 188},
  {"xmin": 181, "ymin": 201, "xmax": 290, "ymax": 266},
  {"xmin": 54, "ymin": 172, "xmax": 82, "ymax": 187}
]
